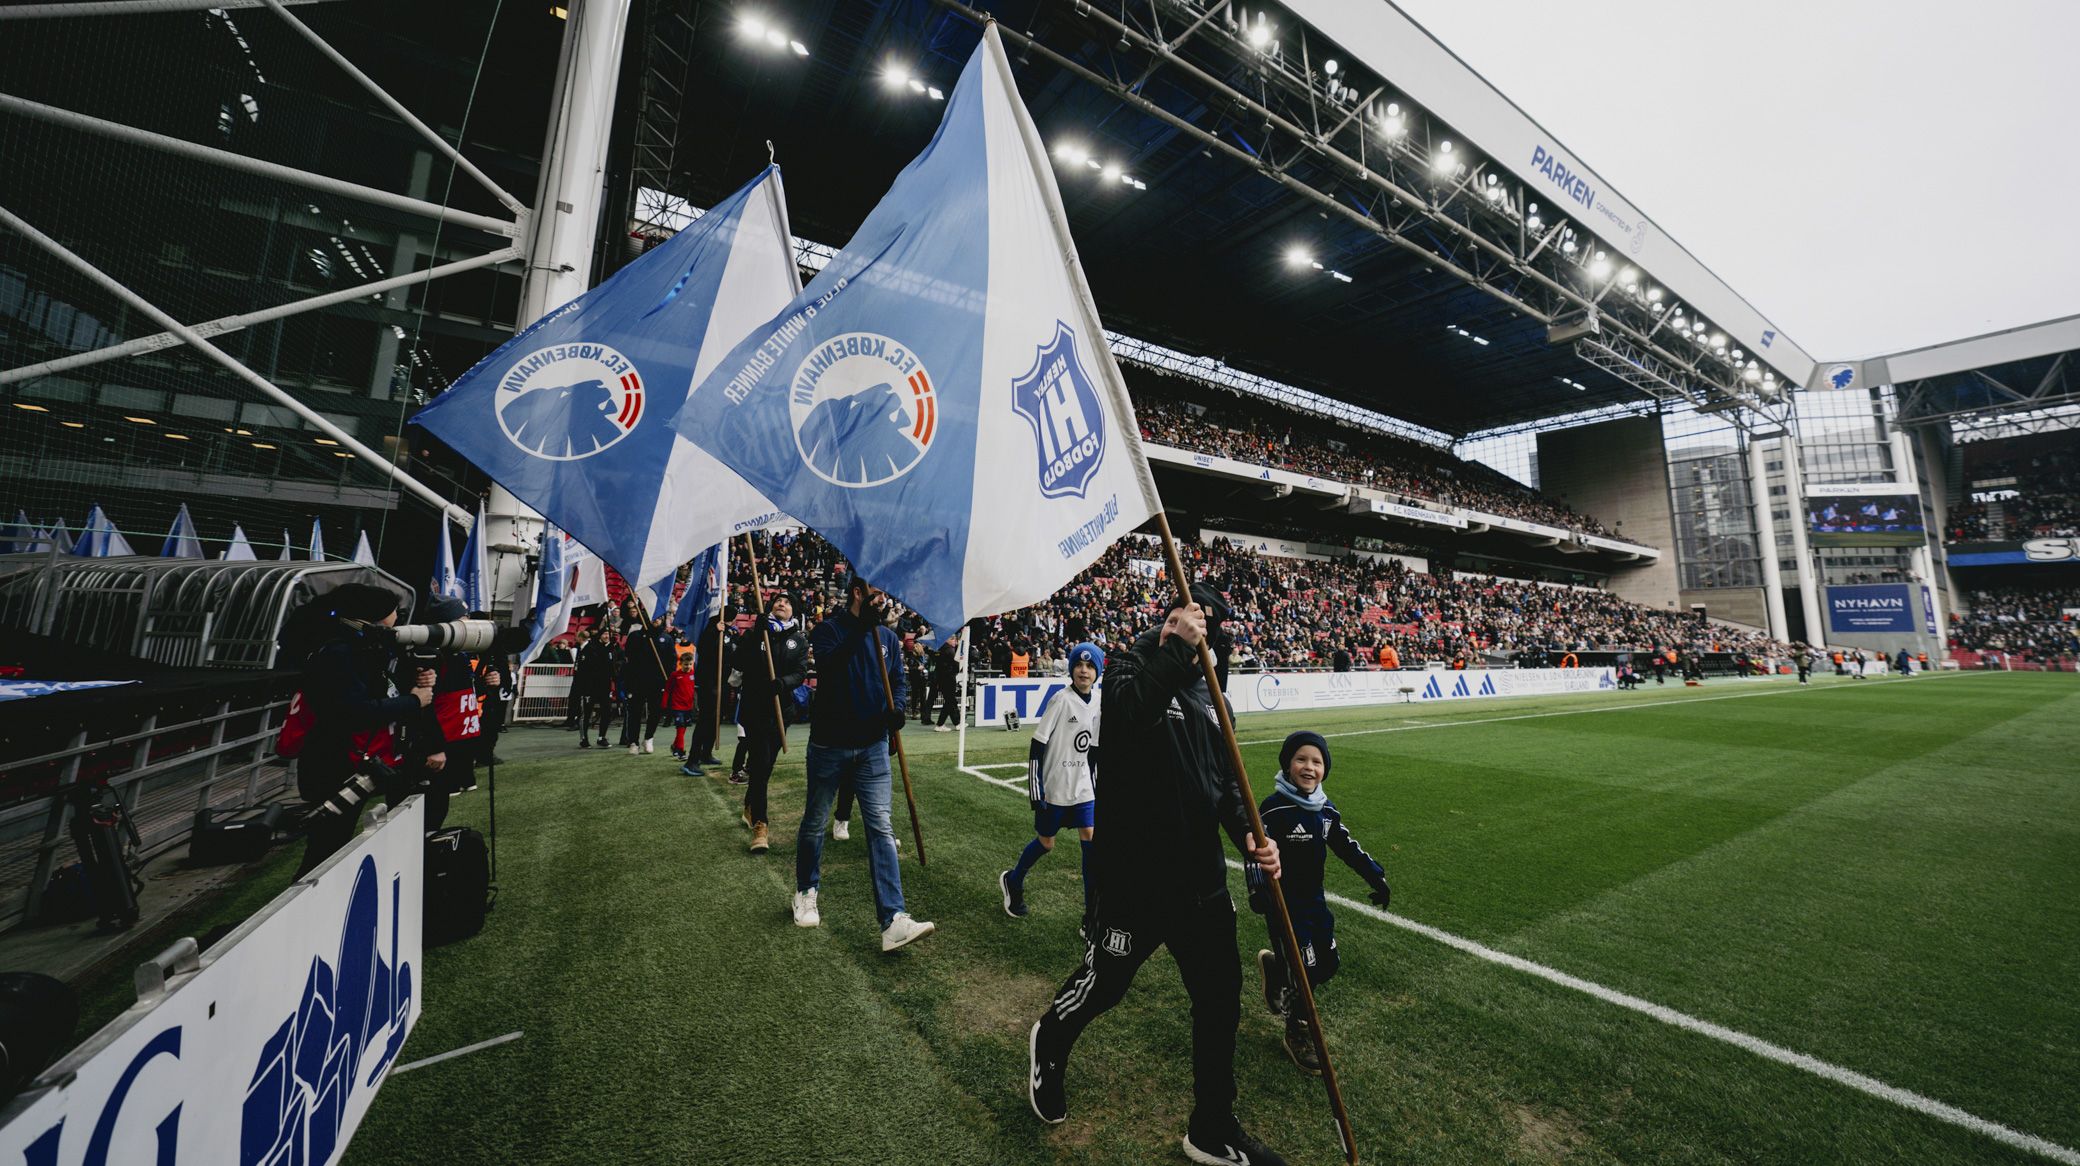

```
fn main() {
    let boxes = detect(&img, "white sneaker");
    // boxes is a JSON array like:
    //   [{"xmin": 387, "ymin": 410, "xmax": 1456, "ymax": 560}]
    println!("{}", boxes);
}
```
[
  {"xmin": 627, "ymin": 743, "xmax": 640, "ymax": 756},
  {"xmin": 933, "ymin": 724, "xmax": 951, "ymax": 733},
  {"xmin": 832, "ymin": 819, "xmax": 850, "ymax": 841},
  {"xmin": 792, "ymin": 888, "xmax": 820, "ymax": 928},
  {"xmin": 643, "ymin": 740, "xmax": 655, "ymax": 754},
  {"xmin": 881, "ymin": 912, "xmax": 935, "ymax": 952}
]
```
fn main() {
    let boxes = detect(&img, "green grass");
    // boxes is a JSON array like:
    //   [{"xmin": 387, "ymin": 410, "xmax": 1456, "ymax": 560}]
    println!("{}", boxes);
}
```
[{"xmin": 240, "ymin": 670, "xmax": 2077, "ymax": 1164}]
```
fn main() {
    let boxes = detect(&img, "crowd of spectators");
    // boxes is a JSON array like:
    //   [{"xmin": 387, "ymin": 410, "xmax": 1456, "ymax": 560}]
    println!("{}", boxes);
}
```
[
  {"xmin": 1129, "ymin": 383, "xmax": 1616, "ymax": 537},
  {"xmin": 967, "ymin": 534, "xmax": 1787, "ymax": 672},
  {"xmin": 1948, "ymin": 443, "xmax": 2080, "ymax": 541},
  {"xmin": 1951, "ymin": 586, "xmax": 2080, "ymax": 659}
]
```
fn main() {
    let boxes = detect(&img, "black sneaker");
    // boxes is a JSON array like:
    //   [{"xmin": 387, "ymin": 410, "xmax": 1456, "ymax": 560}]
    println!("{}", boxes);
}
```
[
  {"xmin": 1182, "ymin": 1120, "xmax": 1287, "ymax": 1166},
  {"xmin": 729, "ymin": 769, "xmax": 748, "ymax": 785},
  {"xmin": 1256, "ymin": 949, "xmax": 1284, "ymax": 1017},
  {"xmin": 1028, "ymin": 1019, "xmax": 1066, "ymax": 1124},
  {"xmin": 679, "ymin": 763, "xmax": 705, "ymax": 778},
  {"xmin": 1000, "ymin": 871, "xmax": 1028, "ymax": 918},
  {"xmin": 699, "ymin": 756, "xmax": 724, "ymax": 766},
  {"xmin": 579, "ymin": 738, "xmax": 590, "ymax": 749},
  {"xmin": 1282, "ymin": 1016, "xmax": 1322, "ymax": 1077}
]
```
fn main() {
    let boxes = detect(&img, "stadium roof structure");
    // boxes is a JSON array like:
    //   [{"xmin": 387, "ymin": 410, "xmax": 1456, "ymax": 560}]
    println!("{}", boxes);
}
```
[{"xmin": 657, "ymin": 0, "xmax": 1818, "ymax": 440}]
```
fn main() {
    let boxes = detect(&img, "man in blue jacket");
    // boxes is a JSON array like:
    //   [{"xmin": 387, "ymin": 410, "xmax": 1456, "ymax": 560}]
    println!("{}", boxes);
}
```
[{"xmin": 790, "ymin": 574, "xmax": 935, "ymax": 952}]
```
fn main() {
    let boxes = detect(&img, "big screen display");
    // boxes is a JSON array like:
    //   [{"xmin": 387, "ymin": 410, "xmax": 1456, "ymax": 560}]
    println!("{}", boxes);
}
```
[{"xmin": 1807, "ymin": 493, "xmax": 1926, "ymax": 547}]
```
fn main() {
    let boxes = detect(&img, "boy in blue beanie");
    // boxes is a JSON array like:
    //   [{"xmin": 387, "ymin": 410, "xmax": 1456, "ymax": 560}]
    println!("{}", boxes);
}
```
[
  {"xmin": 1000, "ymin": 642, "xmax": 1104, "ymax": 927},
  {"xmin": 1246, "ymin": 729, "xmax": 1390, "ymax": 1076}
]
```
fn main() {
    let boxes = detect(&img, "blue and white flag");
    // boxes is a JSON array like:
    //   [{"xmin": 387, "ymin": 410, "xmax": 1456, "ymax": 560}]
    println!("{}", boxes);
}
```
[
  {"xmin": 352, "ymin": 531, "xmax": 376, "ymax": 568},
  {"xmin": 431, "ymin": 519, "xmax": 460, "ymax": 598},
  {"xmin": 72, "ymin": 505, "xmax": 136, "ymax": 557},
  {"xmin": 224, "ymin": 523, "xmax": 258, "ymax": 562},
  {"xmin": 161, "ymin": 503, "xmax": 204, "ymax": 559},
  {"xmin": 672, "ymin": 26, "xmax": 1160, "ymax": 640},
  {"xmin": 309, "ymin": 518, "xmax": 326, "ymax": 562},
  {"xmin": 277, "ymin": 528, "xmax": 294, "ymax": 562},
  {"xmin": 519, "ymin": 524, "xmax": 572, "ymax": 667},
  {"xmin": 413, "ymin": 167, "xmax": 799, "ymax": 593},
  {"xmin": 674, "ymin": 540, "xmax": 728, "ymax": 631},
  {"xmin": 458, "ymin": 500, "xmax": 490, "ymax": 613},
  {"xmin": 0, "ymin": 510, "xmax": 31, "ymax": 555}
]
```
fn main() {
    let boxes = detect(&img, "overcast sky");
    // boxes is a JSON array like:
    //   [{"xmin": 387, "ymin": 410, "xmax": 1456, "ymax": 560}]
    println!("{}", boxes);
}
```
[{"xmin": 1390, "ymin": 0, "xmax": 2080, "ymax": 362}]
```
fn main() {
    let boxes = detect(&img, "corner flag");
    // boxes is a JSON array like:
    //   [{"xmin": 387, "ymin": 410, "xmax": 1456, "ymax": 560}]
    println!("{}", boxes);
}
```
[
  {"xmin": 413, "ymin": 166, "xmax": 800, "ymax": 593},
  {"xmin": 671, "ymin": 25, "xmax": 1159, "ymax": 639}
]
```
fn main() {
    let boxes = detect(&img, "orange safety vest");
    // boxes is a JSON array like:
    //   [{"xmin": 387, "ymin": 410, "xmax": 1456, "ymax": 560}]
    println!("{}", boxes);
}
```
[
  {"xmin": 1378, "ymin": 646, "xmax": 1400, "ymax": 670},
  {"xmin": 1009, "ymin": 651, "xmax": 1030, "ymax": 678}
]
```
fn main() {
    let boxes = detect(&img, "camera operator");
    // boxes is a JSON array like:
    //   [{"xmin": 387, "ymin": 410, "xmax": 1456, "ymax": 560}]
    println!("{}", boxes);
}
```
[
  {"xmin": 395, "ymin": 595, "xmax": 481, "ymax": 828},
  {"xmin": 279, "ymin": 584, "xmax": 431, "ymax": 877},
  {"xmin": 475, "ymin": 640, "xmax": 514, "ymax": 770}
]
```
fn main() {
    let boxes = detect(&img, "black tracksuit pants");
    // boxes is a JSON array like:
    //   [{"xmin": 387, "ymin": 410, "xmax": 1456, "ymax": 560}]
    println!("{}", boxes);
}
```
[
  {"xmin": 619, "ymin": 689, "xmax": 663, "ymax": 744},
  {"xmin": 742, "ymin": 710, "xmax": 783, "ymax": 823},
  {"xmin": 1037, "ymin": 889, "xmax": 1241, "ymax": 1128}
]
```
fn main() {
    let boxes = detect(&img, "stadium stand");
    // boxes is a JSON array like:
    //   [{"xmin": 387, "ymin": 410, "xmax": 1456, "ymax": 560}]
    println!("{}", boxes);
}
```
[{"xmin": 1950, "ymin": 587, "xmax": 2080, "ymax": 662}]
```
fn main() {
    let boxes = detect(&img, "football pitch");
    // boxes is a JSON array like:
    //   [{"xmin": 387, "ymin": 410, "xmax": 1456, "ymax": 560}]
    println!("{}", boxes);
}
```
[{"xmin": 330, "ymin": 670, "xmax": 2078, "ymax": 1165}]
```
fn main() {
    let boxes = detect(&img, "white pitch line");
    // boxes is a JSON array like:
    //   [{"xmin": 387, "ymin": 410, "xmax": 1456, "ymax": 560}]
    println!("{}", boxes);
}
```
[
  {"xmin": 946, "ymin": 703, "xmax": 2077, "ymax": 1166},
  {"xmin": 1232, "ymin": 670, "xmax": 1987, "ymax": 747},
  {"xmin": 390, "ymin": 1030, "xmax": 524, "ymax": 1076}
]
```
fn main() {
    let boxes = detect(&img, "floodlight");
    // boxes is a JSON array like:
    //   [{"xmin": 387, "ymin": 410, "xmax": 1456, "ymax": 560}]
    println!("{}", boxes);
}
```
[
  {"xmin": 1589, "ymin": 256, "xmax": 1612, "ymax": 280},
  {"xmin": 1561, "ymin": 240, "xmax": 1577, "ymax": 254},
  {"xmin": 739, "ymin": 15, "xmax": 767, "ymax": 38},
  {"xmin": 884, "ymin": 67, "xmax": 910, "ymax": 89},
  {"xmin": 791, "ymin": 40, "xmax": 808, "ymax": 56},
  {"xmin": 1324, "ymin": 59, "xmax": 1339, "ymax": 75},
  {"xmin": 1381, "ymin": 116, "xmax": 1405, "ymax": 137},
  {"xmin": 1618, "ymin": 266, "xmax": 1638, "ymax": 285},
  {"xmin": 1744, "ymin": 367, "xmax": 1761, "ymax": 382},
  {"xmin": 1730, "ymin": 348, "xmax": 1743, "ymax": 361},
  {"xmin": 1120, "ymin": 172, "xmax": 1136, "ymax": 185},
  {"xmin": 1248, "ymin": 21, "xmax": 1272, "ymax": 47},
  {"xmin": 1054, "ymin": 142, "xmax": 1088, "ymax": 164},
  {"xmin": 1485, "ymin": 173, "xmax": 1498, "ymax": 186},
  {"xmin": 1693, "ymin": 320, "xmax": 1706, "ymax": 333},
  {"xmin": 1285, "ymin": 247, "xmax": 1312, "ymax": 267},
  {"xmin": 1330, "ymin": 270, "xmax": 1353, "ymax": 282},
  {"xmin": 1486, "ymin": 186, "xmax": 1503, "ymax": 201},
  {"xmin": 927, "ymin": 87, "xmax": 944, "ymax": 100},
  {"xmin": 1526, "ymin": 216, "xmax": 1542, "ymax": 230},
  {"xmin": 908, "ymin": 78, "xmax": 926, "ymax": 93},
  {"xmin": 1102, "ymin": 164, "xmax": 1120, "ymax": 180},
  {"xmin": 764, "ymin": 28, "xmax": 787, "ymax": 48},
  {"xmin": 1439, "ymin": 140, "xmax": 1454, "ymax": 154},
  {"xmin": 1527, "ymin": 202, "xmax": 1538, "ymax": 214},
  {"xmin": 1710, "ymin": 333, "xmax": 1726, "ymax": 349},
  {"xmin": 1647, "ymin": 286, "xmax": 1663, "ymax": 302}
]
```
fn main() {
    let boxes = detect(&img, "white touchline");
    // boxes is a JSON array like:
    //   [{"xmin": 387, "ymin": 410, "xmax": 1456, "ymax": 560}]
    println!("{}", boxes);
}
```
[
  {"xmin": 947, "ymin": 676, "xmax": 2080, "ymax": 1166},
  {"xmin": 391, "ymin": 1030, "xmax": 524, "ymax": 1076},
  {"xmin": 1233, "ymin": 669, "xmax": 1989, "ymax": 747}
]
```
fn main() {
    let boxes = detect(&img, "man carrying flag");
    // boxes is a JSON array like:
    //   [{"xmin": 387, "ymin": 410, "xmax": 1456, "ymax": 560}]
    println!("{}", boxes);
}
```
[
  {"xmin": 412, "ymin": 165, "xmax": 799, "ymax": 611},
  {"xmin": 671, "ymin": 23, "xmax": 1301, "ymax": 1163}
]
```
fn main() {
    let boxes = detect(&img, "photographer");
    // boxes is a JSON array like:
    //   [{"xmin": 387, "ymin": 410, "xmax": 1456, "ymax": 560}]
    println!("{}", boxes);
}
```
[
  {"xmin": 475, "ymin": 644, "xmax": 513, "ymax": 769},
  {"xmin": 396, "ymin": 595, "xmax": 480, "ymax": 829},
  {"xmin": 279, "ymin": 584, "xmax": 431, "ymax": 877}
]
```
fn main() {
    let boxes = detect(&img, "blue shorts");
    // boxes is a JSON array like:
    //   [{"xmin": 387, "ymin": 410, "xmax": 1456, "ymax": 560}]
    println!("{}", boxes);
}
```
[
  {"xmin": 671, "ymin": 710, "xmax": 696, "ymax": 727},
  {"xmin": 1033, "ymin": 800, "xmax": 1095, "ymax": 836}
]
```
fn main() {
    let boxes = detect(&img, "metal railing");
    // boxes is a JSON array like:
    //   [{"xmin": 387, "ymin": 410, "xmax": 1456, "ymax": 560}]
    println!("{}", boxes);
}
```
[{"xmin": 0, "ymin": 692, "xmax": 294, "ymax": 933}]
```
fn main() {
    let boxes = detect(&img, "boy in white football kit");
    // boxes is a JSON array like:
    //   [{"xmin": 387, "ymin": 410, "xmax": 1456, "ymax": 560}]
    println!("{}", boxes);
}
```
[{"xmin": 1000, "ymin": 642, "xmax": 1103, "ymax": 925}]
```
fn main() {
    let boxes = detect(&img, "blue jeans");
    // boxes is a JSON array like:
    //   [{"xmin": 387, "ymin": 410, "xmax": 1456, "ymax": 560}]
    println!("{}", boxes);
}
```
[{"xmin": 796, "ymin": 741, "xmax": 904, "ymax": 928}]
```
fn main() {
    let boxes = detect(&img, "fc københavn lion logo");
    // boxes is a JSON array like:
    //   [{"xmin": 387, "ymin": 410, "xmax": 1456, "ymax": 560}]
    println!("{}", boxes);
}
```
[
  {"xmin": 1011, "ymin": 322, "xmax": 1106, "ymax": 500},
  {"xmin": 494, "ymin": 343, "xmax": 645, "ymax": 461},
  {"xmin": 787, "ymin": 331, "xmax": 936, "ymax": 488}
]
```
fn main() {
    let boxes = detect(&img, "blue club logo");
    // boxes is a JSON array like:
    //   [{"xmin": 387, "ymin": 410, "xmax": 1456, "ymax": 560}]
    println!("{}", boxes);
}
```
[
  {"xmin": 787, "ymin": 332, "xmax": 936, "ymax": 489},
  {"xmin": 494, "ymin": 343, "xmax": 645, "ymax": 461},
  {"xmin": 1825, "ymin": 364, "xmax": 1858, "ymax": 391},
  {"xmin": 1010, "ymin": 322, "xmax": 1107, "ymax": 500}
]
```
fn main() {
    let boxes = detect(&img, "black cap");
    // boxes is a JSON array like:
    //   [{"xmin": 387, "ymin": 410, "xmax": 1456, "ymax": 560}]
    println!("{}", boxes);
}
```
[
  {"xmin": 1280, "ymin": 730, "xmax": 1331, "ymax": 778},
  {"xmin": 1168, "ymin": 579, "xmax": 1232, "ymax": 624},
  {"xmin": 424, "ymin": 595, "xmax": 468, "ymax": 623}
]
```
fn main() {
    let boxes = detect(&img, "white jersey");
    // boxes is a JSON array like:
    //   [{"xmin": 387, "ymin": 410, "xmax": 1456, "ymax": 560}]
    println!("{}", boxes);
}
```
[{"xmin": 1029, "ymin": 687, "xmax": 1099, "ymax": 806}]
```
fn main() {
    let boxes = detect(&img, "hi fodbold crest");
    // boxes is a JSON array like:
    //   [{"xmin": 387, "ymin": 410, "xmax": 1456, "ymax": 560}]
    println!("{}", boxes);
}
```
[
  {"xmin": 787, "ymin": 331, "xmax": 937, "ymax": 488},
  {"xmin": 1011, "ymin": 322, "xmax": 1106, "ymax": 500},
  {"xmin": 495, "ymin": 343, "xmax": 646, "ymax": 460}
]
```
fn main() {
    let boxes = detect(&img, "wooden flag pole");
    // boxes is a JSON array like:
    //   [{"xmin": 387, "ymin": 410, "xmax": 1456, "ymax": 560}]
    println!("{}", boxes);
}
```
[
  {"xmin": 738, "ymin": 534, "xmax": 789, "ymax": 754},
  {"xmin": 1153, "ymin": 510, "xmax": 1360, "ymax": 1164},
  {"xmin": 866, "ymin": 611, "xmax": 928, "ymax": 865}
]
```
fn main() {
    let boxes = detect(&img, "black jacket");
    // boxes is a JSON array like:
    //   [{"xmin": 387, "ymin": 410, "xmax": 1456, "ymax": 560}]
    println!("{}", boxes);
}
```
[
  {"xmin": 807, "ymin": 610, "xmax": 907, "ymax": 747},
  {"xmin": 295, "ymin": 633, "xmax": 417, "ymax": 801},
  {"xmin": 736, "ymin": 619, "xmax": 808, "ymax": 730},
  {"xmin": 1246, "ymin": 791, "xmax": 1388, "ymax": 912},
  {"xmin": 1092, "ymin": 626, "xmax": 1253, "ymax": 912},
  {"xmin": 573, "ymin": 639, "xmax": 616, "ymax": 695},
  {"xmin": 620, "ymin": 630, "xmax": 678, "ymax": 694}
]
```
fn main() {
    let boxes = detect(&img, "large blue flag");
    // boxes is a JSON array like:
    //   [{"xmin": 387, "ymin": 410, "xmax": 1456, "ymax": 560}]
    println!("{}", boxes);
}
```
[
  {"xmin": 519, "ymin": 525, "xmax": 571, "ymax": 667},
  {"xmin": 413, "ymin": 167, "xmax": 798, "ymax": 592},
  {"xmin": 671, "ymin": 26, "xmax": 1160, "ymax": 640},
  {"xmin": 674, "ymin": 540, "xmax": 728, "ymax": 631},
  {"xmin": 161, "ymin": 504, "xmax": 204, "ymax": 559},
  {"xmin": 308, "ymin": 517, "xmax": 325, "ymax": 562},
  {"xmin": 224, "ymin": 523, "xmax": 257, "ymax": 561},
  {"xmin": 431, "ymin": 519, "xmax": 461, "ymax": 599}
]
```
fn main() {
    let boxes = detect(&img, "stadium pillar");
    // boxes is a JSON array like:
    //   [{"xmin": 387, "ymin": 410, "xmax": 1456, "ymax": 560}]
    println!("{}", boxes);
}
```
[
  {"xmin": 1747, "ymin": 437, "xmax": 1789, "ymax": 642},
  {"xmin": 486, "ymin": 0, "xmax": 635, "ymax": 607},
  {"xmin": 1780, "ymin": 430, "xmax": 1827, "ymax": 645}
]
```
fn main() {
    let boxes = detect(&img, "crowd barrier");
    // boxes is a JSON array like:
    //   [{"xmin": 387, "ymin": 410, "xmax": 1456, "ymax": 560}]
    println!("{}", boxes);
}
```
[
  {"xmin": 0, "ymin": 797, "xmax": 424, "ymax": 1166},
  {"xmin": 971, "ymin": 665, "xmax": 1625, "ymax": 724}
]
